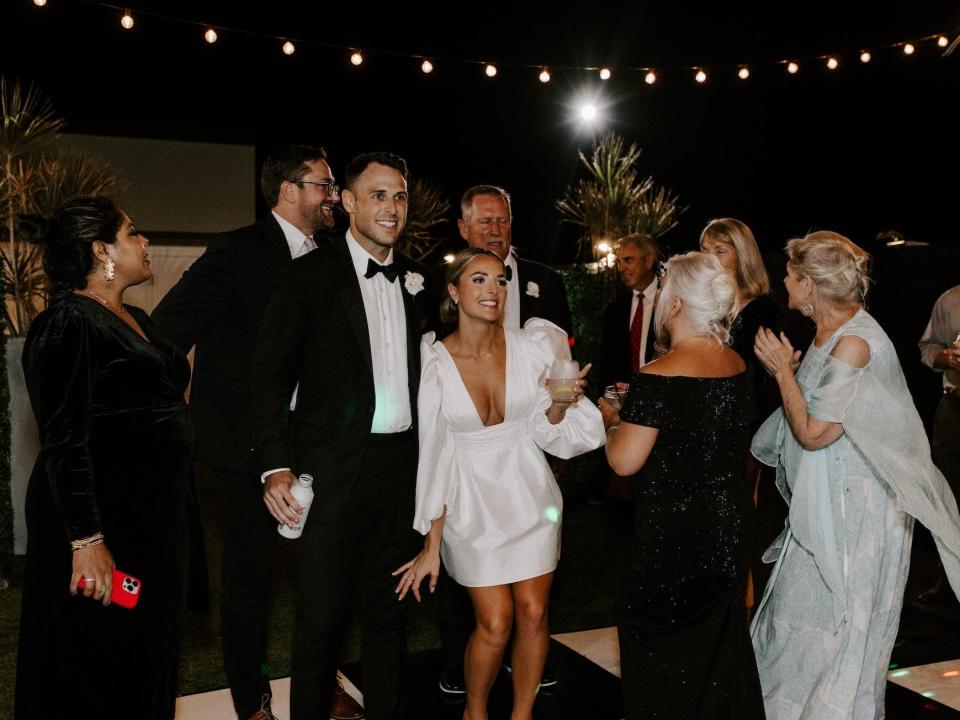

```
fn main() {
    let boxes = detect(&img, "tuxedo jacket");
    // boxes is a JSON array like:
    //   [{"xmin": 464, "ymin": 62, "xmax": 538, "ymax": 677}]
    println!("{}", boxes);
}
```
[
  {"xmin": 426, "ymin": 252, "xmax": 573, "ymax": 338},
  {"xmin": 252, "ymin": 236, "xmax": 429, "ymax": 522},
  {"xmin": 597, "ymin": 289, "xmax": 659, "ymax": 389},
  {"xmin": 152, "ymin": 215, "xmax": 293, "ymax": 472}
]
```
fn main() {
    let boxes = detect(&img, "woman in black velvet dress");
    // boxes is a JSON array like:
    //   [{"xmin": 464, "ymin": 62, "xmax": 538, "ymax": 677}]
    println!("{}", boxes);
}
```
[
  {"xmin": 15, "ymin": 197, "xmax": 195, "ymax": 719},
  {"xmin": 601, "ymin": 252, "xmax": 765, "ymax": 720}
]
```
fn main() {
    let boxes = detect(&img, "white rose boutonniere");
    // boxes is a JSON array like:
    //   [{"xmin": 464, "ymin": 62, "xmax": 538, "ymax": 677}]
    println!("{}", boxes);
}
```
[
  {"xmin": 526, "ymin": 281, "xmax": 540, "ymax": 298},
  {"xmin": 404, "ymin": 271, "xmax": 425, "ymax": 296}
]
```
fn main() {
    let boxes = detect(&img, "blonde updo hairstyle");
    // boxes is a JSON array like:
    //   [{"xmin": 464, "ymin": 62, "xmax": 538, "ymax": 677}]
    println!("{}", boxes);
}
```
[
  {"xmin": 439, "ymin": 247, "xmax": 506, "ymax": 325},
  {"xmin": 786, "ymin": 231, "xmax": 871, "ymax": 310},
  {"xmin": 655, "ymin": 251, "xmax": 740, "ymax": 346},
  {"xmin": 699, "ymin": 217, "xmax": 771, "ymax": 299}
]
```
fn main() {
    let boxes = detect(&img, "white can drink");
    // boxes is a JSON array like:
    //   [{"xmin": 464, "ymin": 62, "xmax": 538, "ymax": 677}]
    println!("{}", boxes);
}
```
[{"xmin": 278, "ymin": 473, "xmax": 314, "ymax": 539}]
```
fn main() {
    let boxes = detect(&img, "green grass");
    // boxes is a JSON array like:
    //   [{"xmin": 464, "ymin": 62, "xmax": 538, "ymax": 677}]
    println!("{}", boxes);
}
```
[{"xmin": 0, "ymin": 469, "xmax": 631, "ymax": 715}]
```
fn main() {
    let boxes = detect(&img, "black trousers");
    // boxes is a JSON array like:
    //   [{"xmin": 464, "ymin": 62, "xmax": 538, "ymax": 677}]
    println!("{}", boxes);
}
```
[
  {"xmin": 291, "ymin": 431, "xmax": 419, "ymax": 720},
  {"xmin": 933, "ymin": 389, "xmax": 960, "ymax": 497},
  {"xmin": 213, "ymin": 466, "xmax": 278, "ymax": 718}
]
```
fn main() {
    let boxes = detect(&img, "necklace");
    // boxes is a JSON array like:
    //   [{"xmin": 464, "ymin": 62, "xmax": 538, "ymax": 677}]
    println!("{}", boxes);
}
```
[{"xmin": 83, "ymin": 290, "xmax": 125, "ymax": 314}]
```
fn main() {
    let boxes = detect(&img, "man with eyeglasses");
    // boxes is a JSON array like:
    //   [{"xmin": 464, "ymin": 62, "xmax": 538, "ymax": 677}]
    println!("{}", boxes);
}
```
[
  {"xmin": 428, "ymin": 184, "xmax": 572, "ymax": 697},
  {"xmin": 153, "ymin": 145, "xmax": 362, "ymax": 720}
]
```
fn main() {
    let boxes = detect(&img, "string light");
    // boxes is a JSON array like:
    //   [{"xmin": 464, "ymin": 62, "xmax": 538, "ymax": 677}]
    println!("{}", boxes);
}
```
[
  {"xmin": 860, "ymin": 51, "xmax": 872, "ymax": 63},
  {"xmin": 786, "ymin": 61, "xmax": 799, "ymax": 74},
  {"xmin": 204, "ymin": 28, "xmax": 218, "ymax": 44},
  {"xmin": 599, "ymin": 68, "xmax": 611, "ymax": 80},
  {"xmin": 120, "ymin": 9, "xmax": 134, "ymax": 29},
  {"xmin": 937, "ymin": 36, "xmax": 949, "ymax": 48},
  {"xmin": 443, "ymin": 254, "xmax": 455, "ymax": 263},
  {"xmin": 421, "ymin": 59, "xmax": 433, "ymax": 74},
  {"xmin": 350, "ymin": 50, "xmax": 363, "ymax": 65},
  {"xmin": 826, "ymin": 57, "xmax": 838, "ymax": 70},
  {"xmin": 644, "ymin": 70, "xmax": 656, "ymax": 84},
  {"xmin": 903, "ymin": 43, "xmax": 915, "ymax": 55},
  {"xmin": 33, "ymin": 0, "xmax": 46, "ymax": 6},
  {"xmin": 282, "ymin": 41, "xmax": 295, "ymax": 56},
  {"xmin": 738, "ymin": 66, "xmax": 750, "ymax": 80},
  {"xmin": 579, "ymin": 103, "xmax": 598, "ymax": 121},
  {"xmin": 484, "ymin": 63, "xmax": 497, "ymax": 77},
  {"xmin": 539, "ymin": 68, "xmax": 551, "ymax": 83},
  {"xmin": 596, "ymin": 241, "xmax": 612, "ymax": 254},
  {"xmin": 695, "ymin": 69, "xmax": 707, "ymax": 83}
]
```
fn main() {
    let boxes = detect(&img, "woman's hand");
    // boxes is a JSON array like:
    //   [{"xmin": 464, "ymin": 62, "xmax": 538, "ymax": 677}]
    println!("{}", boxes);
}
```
[
  {"xmin": 754, "ymin": 327, "xmax": 801, "ymax": 380},
  {"xmin": 392, "ymin": 541, "xmax": 441, "ymax": 603},
  {"xmin": 546, "ymin": 363, "xmax": 592, "ymax": 423},
  {"xmin": 598, "ymin": 397, "xmax": 621, "ymax": 432},
  {"xmin": 71, "ymin": 543, "xmax": 115, "ymax": 606}
]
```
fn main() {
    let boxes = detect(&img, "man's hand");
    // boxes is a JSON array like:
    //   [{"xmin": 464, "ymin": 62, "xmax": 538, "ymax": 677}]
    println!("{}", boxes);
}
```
[
  {"xmin": 263, "ymin": 470, "xmax": 302, "ymax": 527},
  {"xmin": 935, "ymin": 347, "xmax": 960, "ymax": 372}
]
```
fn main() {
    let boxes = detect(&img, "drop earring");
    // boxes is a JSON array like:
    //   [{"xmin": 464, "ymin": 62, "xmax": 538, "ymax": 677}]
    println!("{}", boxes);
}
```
[
  {"xmin": 801, "ymin": 302, "xmax": 814, "ymax": 317},
  {"xmin": 104, "ymin": 257, "xmax": 116, "ymax": 282}
]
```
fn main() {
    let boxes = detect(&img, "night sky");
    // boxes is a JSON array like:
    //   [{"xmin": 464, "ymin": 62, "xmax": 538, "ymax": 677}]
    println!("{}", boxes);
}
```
[{"xmin": 3, "ymin": 2, "xmax": 959, "ymax": 264}]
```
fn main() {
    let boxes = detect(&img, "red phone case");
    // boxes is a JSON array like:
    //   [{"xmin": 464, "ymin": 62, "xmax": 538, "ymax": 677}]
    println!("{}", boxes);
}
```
[{"xmin": 77, "ymin": 569, "xmax": 142, "ymax": 608}]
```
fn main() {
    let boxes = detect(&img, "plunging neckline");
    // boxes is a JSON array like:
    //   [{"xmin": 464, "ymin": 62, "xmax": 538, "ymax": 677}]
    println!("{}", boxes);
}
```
[
  {"xmin": 437, "ymin": 332, "xmax": 510, "ymax": 429},
  {"xmin": 73, "ymin": 293, "xmax": 155, "ymax": 347}
]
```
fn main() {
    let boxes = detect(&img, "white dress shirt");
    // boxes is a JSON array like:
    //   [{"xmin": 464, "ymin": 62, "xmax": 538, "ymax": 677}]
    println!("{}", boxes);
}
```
[
  {"xmin": 503, "ymin": 249, "xmax": 521, "ymax": 330},
  {"xmin": 272, "ymin": 211, "xmax": 316, "ymax": 259},
  {"xmin": 628, "ymin": 276, "xmax": 659, "ymax": 367},
  {"xmin": 346, "ymin": 230, "xmax": 412, "ymax": 433}
]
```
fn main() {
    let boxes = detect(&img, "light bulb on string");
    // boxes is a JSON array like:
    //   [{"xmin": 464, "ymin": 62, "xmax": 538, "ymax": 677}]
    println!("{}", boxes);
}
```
[
  {"xmin": 421, "ymin": 59, "xmax": 433, "ymax": 74},
  {"xmin": 826, "ymin": 57, "xmax": 838, "ymax": 70},
  {"xmin": 695, "ymin": 69, "xmax": 707, "ymax": 83},
  {"xmin": 350, "ymin": 50, "xmax": 363, "ymax": 66},
  {"xmin": 282, "ymin": 41, "xmax": 295, "ymax": 55},
  {"xmin": 484, "ymin": 63, "xmax": 497, "ymax": 77},
  {"xmin": 786, "ymin": 61, "xmax": 799, "ymax": 74},
  {"xmin": 938, "ymin": 36, "xmax": 949, "ymax": 48},
  {"xmin": 644, "ymin": 70, "xmax": 656, "ymax": 84},
  {"xmin": 121, "ymin": 9, "xmax": 134, "ymax": 29},
  {"xmin": 738, "ymin": 66, "xmax": 750, "ymax": 80},
  {"xmin": 599, "ymin": 68, "xmax": 611, "ymax": 80},
  {"xmin": 204, "ymin": 28, "xmax": 218, "ymax": 44},
  {"xmin": 539, "ymin": 68, "xmax": 551, "ymax": 83},
  {"xmin": 903, "ymin": 43, "xmax": 915, "ymax": 55},
  {"xmin": 33, "ymin": 0, "xmax": 46, "ymax": 7},
  {"xmin": 860, "ymin": 51, "xmax": 871, "ymax": 63}
]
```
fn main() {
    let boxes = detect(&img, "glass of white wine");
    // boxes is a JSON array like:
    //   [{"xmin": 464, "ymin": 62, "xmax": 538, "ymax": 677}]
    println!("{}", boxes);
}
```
[{"xmin": 548, "ymin": 359, "xmax": 579, "ymax": 402}]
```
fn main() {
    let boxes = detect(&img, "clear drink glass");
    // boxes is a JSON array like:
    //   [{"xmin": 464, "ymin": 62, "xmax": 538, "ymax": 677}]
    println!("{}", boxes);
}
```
[{"xmin": 548, "ymin": 359, "xmax": 579, "ymax": 402}]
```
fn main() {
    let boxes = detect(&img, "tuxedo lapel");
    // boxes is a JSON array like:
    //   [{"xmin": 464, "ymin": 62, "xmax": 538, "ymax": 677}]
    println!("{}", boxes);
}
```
[
  {"xmin": 393, "ymin": 254, "xmax": 422, "ymax": 407},
  {"xmin": 261, "ymin": 215, "xmax": 294, "ymax": 272},
  {"xmin": 333, "ymin": 238, "xmax": 374, "ymax": 376}
]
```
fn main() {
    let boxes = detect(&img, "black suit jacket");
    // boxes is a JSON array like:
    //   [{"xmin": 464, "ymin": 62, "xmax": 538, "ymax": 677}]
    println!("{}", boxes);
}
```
[
  {"xmin": 597, "ymin": 289, "xmax": 659, "ymax": 389},
  {"xmin": 252, "ymin": 236, "xmax": 429, "ymax": 522},
  {"xmin": 424, "ymin": 251, "xmax": 573, "ymax": 339},
  {"xmin": 152, "ymin": 215, "xmax": 292, "ymax": 472}
]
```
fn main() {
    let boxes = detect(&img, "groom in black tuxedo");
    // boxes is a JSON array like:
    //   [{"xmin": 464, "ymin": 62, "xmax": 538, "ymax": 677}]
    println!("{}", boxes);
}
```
[
  {"xmin": 253, "ymin": 152, "xmax": 428, "ymax": 720},
  {"xmin": 152, "ymin": 145, "xmax": 356, "ymax": 720}
]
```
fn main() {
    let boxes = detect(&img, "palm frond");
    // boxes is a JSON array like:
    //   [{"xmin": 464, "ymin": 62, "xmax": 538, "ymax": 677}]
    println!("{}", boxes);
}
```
[{"xmin": 398, "ymin": 177, "xmax": 451, "ymax": 261}]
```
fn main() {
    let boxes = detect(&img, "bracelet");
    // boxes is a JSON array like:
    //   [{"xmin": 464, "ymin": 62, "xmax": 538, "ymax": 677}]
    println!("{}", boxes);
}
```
[{"xmin": 70, "ymin": 532, "xmax": 104, "ymax": 552}]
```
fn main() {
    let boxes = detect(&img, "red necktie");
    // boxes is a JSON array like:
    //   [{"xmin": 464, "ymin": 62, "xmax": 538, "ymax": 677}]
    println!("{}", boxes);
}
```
[{"xmin": 630, "ymin": 293, "xmax": 644, "ymax": 373}]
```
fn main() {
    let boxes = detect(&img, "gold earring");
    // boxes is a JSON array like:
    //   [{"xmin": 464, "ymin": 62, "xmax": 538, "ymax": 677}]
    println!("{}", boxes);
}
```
[{"xmin": 104, "ymin": 257, "xmax": 116, "ymax": 282}]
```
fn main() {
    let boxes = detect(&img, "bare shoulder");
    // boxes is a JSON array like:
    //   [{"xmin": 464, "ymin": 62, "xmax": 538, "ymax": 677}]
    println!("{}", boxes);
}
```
[{"xmin": 831, "ymin": 334, "xmax": 871, "ymax": 369}]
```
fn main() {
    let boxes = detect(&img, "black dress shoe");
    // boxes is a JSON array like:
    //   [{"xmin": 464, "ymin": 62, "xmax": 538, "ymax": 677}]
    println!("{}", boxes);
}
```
[{"xmin": 439, "ymin": 665, "xmax": 466, "ymax": 695}]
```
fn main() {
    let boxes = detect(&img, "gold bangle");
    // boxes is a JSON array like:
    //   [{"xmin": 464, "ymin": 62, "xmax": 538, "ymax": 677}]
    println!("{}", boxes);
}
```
[{"xmin": 70, "ymin": 532, "xmax": 104, "ymax": 552}]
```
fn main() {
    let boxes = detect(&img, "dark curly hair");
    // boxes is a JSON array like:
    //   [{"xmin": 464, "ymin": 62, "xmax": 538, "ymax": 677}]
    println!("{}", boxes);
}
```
[{"xmin": 40, "ymin": 196, "xmax": 124, "ymax": 297}]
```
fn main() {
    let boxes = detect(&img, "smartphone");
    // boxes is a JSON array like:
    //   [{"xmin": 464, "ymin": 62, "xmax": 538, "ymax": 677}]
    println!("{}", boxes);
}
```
[{"xmin": 77, "ymin": 569, "xmax": 142, "ymax": 608}]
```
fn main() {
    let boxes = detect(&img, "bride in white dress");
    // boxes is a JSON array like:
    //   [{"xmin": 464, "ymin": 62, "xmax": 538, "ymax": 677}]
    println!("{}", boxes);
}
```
[{"xmin": 395, "ymin": 248, "xmax": 604, "ymax": 720}]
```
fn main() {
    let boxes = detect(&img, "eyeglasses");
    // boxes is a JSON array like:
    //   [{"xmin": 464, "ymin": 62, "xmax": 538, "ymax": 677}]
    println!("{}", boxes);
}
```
[{"xmin": 290, "ymin": 179, "xmax": 340, "ymax": 195}]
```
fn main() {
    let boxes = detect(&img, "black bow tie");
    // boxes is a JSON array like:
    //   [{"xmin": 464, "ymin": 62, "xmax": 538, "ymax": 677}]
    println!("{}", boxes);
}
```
[
  {"xmin": 505, "ymin": 265, "xmax": 513, "ymax": 282},
  {"xmin": 364, "ymin": 258, "xmax": 399, "ymax": 283}
]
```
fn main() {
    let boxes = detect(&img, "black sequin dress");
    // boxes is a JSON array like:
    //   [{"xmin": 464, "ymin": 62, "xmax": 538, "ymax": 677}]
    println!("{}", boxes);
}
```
[
  {"xmin": 617, "ymin": 371, "xmax": 765, "ymax": 720},
  {"xmin": 15, "ymin": 295, "xmax": 195, "ymax": 720}
]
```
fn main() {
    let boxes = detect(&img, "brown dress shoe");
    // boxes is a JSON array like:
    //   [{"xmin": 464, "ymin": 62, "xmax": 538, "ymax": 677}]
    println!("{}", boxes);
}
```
[{"xmin": 330, "ymin": 679, "xmax": 365, "ymax": 720}]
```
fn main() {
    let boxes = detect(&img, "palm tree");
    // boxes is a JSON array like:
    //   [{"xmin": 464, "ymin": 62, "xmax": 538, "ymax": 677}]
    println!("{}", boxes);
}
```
[
  {"xmin": 556, "ymin": 132, "xmax": 683, "ymax": 262},
  {"xmin": 397, "ymin": 177, "xmax": 451, "ymax": 262},
  {"xmin": 1, "ymin": 77, "xmax": 118, "ymax": 336}
]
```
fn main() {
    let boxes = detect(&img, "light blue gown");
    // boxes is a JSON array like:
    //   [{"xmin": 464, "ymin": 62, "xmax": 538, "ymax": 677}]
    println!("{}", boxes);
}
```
[{"xmin": 750, "ymin": 310, "xmax": 960, "ymax": 720}]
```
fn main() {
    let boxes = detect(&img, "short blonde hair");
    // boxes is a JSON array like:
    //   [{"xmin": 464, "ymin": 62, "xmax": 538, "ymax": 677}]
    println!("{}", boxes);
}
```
[
  {"xmin": 655, "ymin": 251, "xmax": 740, "ymax": 346},
  {"xmin": 786, "ymin": 230, "xmax": 870, "ymax": 309},
  {"xmin": 439, "ymin": 247, "xmax": 506, "ymax": 325},
  {"xmin": 699, "ymin": 218, "xmax": 771, "ymax": 300}
]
